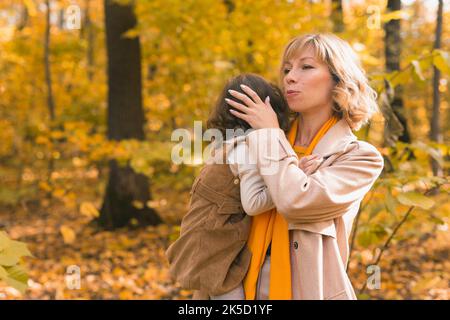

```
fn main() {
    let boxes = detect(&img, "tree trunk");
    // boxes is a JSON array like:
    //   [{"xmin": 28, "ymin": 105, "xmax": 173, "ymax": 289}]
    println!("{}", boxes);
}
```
[
  {"xmin": 429, "ymin": 0, "xmax": 443, "ymax": 179},
  {"xmin": 17, "ymin": 3, "xmax": 28, "ymax": 30},
  {"xmin": 44, "ymin": 0, "xmax": 55, "ymax": 121},
  {"xmin": 43, "ymin": 0, "xmax": 55, "ymax": 259},
  {"xmin": 384, "ymin": 0, "xmax": 409, "ymax": 143},
  {"xmin": 99, "ymin": 0, "xmax": 161, "ymax": 229},
  {"xmin": 84, "ymin": 0, "xmax": 95, "ymax": 81},
  {"xmin": 331, "ymin": 0, "xmax": 344, "ymax": 33},
  {"xmin": 384, "ymin": 0, "xmax": 414, "ymax": 158},
  {"xmin": 44, "ymin": 0, "xmax": 55, "ymax": 186}
]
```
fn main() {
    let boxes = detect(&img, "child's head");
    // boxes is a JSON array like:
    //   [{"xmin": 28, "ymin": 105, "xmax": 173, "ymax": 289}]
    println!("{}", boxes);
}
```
[{"xmin": 207, "ymin": 73, "xmax": 291, "ymax": 137}]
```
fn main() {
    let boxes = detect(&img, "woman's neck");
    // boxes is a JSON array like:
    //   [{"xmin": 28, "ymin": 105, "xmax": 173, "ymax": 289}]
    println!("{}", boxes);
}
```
[{"xmin": 295, "ymin": 109, "xmax": 334, "ymax": 147}]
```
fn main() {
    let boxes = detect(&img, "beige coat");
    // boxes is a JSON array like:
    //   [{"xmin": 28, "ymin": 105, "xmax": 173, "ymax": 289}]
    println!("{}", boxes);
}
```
[{"xmin": 245, "ymin": 118, "xmax": 384, "ymax": 300}]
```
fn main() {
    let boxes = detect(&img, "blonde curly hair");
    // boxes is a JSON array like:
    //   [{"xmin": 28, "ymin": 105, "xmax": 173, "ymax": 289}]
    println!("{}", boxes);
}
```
[{"xmin": 279, "ymin": 33, "xmax": 379, "ymax": 131}]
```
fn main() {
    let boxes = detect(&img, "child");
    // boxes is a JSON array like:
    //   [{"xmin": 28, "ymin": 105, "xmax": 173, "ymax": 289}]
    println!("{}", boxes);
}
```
[{"xmin": 165, "ymin": 73, "xmax": 322, "ymax": 300}]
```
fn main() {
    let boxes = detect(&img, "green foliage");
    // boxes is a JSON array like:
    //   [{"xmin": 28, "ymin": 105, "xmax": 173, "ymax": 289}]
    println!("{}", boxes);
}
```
[
  {"xmin": 0, "ymin": 0, "xmax": 448, "ymax": 300},
  {"xmin": 397, "ymin": 192, "xmax": 435, "ymax": 210},
  {"xmin": 0, "ymin": 231, "xmax": 33, "ymax": 294}
]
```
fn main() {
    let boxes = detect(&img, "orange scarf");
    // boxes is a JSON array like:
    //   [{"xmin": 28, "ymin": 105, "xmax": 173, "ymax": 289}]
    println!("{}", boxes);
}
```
[{"xmin": 243, "ymin": 114, "xmax": 339, "ymax": 300}]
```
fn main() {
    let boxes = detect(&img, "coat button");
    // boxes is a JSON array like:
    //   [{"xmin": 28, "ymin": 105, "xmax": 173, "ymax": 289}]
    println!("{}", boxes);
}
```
[
  {"xmin": 233, "ymin": 178, "xmax": 240, "ymax": 185},
  {"xmin": 293, "ymin": 241, "xmax": 298, "ymax": 249}
]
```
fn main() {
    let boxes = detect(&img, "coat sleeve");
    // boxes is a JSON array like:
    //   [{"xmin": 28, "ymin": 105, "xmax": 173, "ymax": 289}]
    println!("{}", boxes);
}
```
[
  {"xmin": 245, "ymin": 128, "xmax": 384, "ymax": 224},
  {"xmin": 238, "ymin": 166, "xmax": 275, "ymax": 216},
  {"xmin": 230, "ymin": 140, "xmax": 275, "ymax": 216}
]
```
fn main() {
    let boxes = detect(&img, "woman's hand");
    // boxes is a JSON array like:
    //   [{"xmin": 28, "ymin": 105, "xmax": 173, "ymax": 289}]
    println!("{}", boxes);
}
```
[
  {"xmin": 225, "ymin": 84, "xmax": 280, "ymax": 129},
  {"xmin": 298, "ymin": 154, "xmax": 323, "ymax": 175}
]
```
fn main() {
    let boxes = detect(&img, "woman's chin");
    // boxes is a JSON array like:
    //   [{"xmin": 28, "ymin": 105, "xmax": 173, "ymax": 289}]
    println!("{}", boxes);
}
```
[{"xmin": 288, "ymin": 104, "xmax": 308, "ymax": 113}]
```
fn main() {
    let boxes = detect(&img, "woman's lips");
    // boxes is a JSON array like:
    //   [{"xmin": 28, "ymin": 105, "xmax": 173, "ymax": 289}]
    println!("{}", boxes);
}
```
[{"xmin": 286, "ymin": 90, "xmax": 300, "ymax": 97}]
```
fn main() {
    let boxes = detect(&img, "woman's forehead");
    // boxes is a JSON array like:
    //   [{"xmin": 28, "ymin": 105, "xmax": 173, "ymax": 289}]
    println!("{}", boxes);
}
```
[{"xmin": 284, "ymin": 45, "xmax": 318, "ymax": 64}]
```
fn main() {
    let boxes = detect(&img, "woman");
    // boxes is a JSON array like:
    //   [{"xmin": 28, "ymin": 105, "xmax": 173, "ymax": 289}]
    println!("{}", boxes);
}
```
[{"xmin": 225, "ymin": 33, "xmax": 384, "ymax": 300}]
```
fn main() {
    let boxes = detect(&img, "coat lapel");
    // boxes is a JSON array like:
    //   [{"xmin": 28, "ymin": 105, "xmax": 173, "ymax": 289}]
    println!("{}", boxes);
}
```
[
  {"xmin": 287, "ymin": 118, "xmax": 357, "ymax": 237},
  {"xmin": 312, "ymin": 118, "xmax": 357, "ymax": 158}
]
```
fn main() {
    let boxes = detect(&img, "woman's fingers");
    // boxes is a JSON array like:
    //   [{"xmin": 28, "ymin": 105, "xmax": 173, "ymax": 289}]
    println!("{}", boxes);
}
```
[
  {"xmin": 299, "ymin": 155, "xmax": 323, "ymax": 174},
  {"xmin": 303, "ymin": 164, "xmax": 317, "ymax": 175},
  {"xmin": 229, "ymin": 109, "xmax": 250, "ymax": 122},
  {"xmin": 228, "ymin": 89, "xmax": 257, "ymax": 108},
  {"xmin": 299, "ymin": 155, "xmax": 319, "ymax": 165},
  {"xmin": 298, "ymin": 157, "xmax": 308, "ymax": 167},
  {"xmin": 239, "ymin": 84, "xmax": 264, "ymax": 105},
  {"xmin": 306, "ymin": 159, "xmax": 322, "ymax": 168},
  {"xmin": 304, "ymin": 167, "xmax": 313, "ymax": 175},
  {"xmin": 226, "ymin": 86, "xmax": 281, "ymax": 129},
  {"xmin": 225, "ymin": 98, "xmax": 252, "ymax": 114}
]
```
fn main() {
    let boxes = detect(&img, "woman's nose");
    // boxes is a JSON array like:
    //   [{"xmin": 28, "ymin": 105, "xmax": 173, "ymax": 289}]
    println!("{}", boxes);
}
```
[{"xmin": 285, "ymin": 72, "xmax": 296, "ymax": 84}]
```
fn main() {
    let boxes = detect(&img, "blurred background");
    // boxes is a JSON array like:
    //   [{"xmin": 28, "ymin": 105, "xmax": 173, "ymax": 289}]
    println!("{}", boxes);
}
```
[{"xmin": 0, "ymin": 0, "xmax": 449, "ymax": 300}]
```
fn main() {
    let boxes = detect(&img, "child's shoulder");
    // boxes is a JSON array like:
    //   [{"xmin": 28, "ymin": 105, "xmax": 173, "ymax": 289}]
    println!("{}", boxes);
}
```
[{"xmin": 225, "ymin": 135, "xmax": 248, "ymax": 165}]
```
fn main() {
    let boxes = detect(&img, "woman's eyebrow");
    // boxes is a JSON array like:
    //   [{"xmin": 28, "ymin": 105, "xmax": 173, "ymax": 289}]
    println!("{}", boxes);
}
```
[{"xmin": 285, "ymin": 56, "xmax": 315, "ymax": 65}]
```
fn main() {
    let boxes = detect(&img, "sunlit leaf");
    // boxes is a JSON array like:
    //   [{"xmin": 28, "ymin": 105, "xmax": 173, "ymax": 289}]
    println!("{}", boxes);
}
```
[
  {"xmin": 0, "ymin": 231, "xmax": 11, "ymax": 252},
  {"xmin": 132, "ymin": 200, "xmax": 144, "ymax": 209},
  {"xmin": 60, "ymin": 226, "xmax": 76, "ymax": 244},
  {"xmin": 0, "ymin": 238, "xmax": 32, "ymax": 266},
  {"xmin": 433, "ymin": 49, "xmax": 450, "ymax": 74},
  {"xmin": 382, "ymin": 9, "xmax": 411, "ymax": 22},
  {"xmin": 80, "ymin": 202, "xmax": 99, "ymax": 218},
  {"xmin": 3, "ymin": 265, "xmax": 29, "ymax": 294},
  {"xmin": 411, "ymin": 60, "xmax": 425, "ymax": 82},
  {"xmin": 385, "ymin": 191, "xmax": 398, "ymax": 217},
  {"xmin": 0, "ymin": 265, "xmax": 7, "ymax": 280},
  {"xmin": 397, "ymin": 192, "xmax": 435, "ymax": 210}
]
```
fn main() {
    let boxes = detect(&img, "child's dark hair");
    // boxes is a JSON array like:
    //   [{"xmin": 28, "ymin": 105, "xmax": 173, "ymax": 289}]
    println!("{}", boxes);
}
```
[{"xmin": 207, "ymin": 73, "xmax": 291, "ymax": 137}]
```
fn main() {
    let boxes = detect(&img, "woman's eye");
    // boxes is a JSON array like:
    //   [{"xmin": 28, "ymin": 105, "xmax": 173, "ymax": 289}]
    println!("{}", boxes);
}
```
[
  {"xmin": 302, "ymin": 65, "xmax": 313, "ymax": 69},
  {"xmin": 283, "ymin": 69, "xmax": 290, "ymax": 74}
]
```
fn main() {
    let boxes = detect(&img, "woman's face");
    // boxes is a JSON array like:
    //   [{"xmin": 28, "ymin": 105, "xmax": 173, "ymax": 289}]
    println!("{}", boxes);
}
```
[{"xmin": 282, "ymin": 46, "xmax": 335, "ymax": 114}]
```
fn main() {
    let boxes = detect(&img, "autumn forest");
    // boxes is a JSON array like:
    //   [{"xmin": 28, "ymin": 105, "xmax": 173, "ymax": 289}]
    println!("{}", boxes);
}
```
[{"xmin": 0, "ymin": 0, "xmax": 449, "ymax": 300}]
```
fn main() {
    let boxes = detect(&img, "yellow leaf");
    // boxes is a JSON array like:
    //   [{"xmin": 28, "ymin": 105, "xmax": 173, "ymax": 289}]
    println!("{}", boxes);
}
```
[
  {"xmin": 36, "ymin": 136, "xmax": 49, "ymax": 145},
  {"xmin": 433, "ymin": 49, "xmax": 450, "ymax": 74},
  {"xmin": 146, "ymin": 200, "xmax": 158, "ymax": 208},
  {"xmin": 80, "ymin": 202, "xmax": 99, "ymax": 218},
  {"xmin": 24, "ymin": 0, "xmax": 37, "ymax": 16},
  {"xmin": 38, "ymin": 181, "xmax": 51, "ymax": 192},
  {"xmin": 52, "ymin": 188, "xmax": 65, "ymax": 198},
  {"xmin": 179, "ymin": 289, "xmax": 192, "ymax": 297},
  {"xmin": 113, "ymin": 267, "xmax": 125, "ymax": 277},
  {"xmin": 122, "ymin": 28, "xmax": 140, "ymax": 39},
  {"xmin": 382, "ymin": 9, "xmax": 411, "ymax": 22},
  {"xmin": 60, "ymin": 226, "xmax": 76, "ymax": 244},
  {"xmin": 144, "ymin": 267, "xmax": 158, "ymax": 280},
  {"xmin": 50, "ymin": 130, "xmax": 64, "ymax": 139},
  {"xmin": 119, "ymin": 290, "xmax": 133, "ymax": 299},
  {"xmin": 132, "ymin": 201, "xmax": 144, "ymax": 209},
  {"xmin": 411, "ymin": 276, "xmax": 442, "ymax": 294}
]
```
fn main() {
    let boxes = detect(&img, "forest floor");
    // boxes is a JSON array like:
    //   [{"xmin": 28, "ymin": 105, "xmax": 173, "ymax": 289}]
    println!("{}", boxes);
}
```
[{"xmin": 0, "ymin": 181, "xmax": 448, "ymax": 300}]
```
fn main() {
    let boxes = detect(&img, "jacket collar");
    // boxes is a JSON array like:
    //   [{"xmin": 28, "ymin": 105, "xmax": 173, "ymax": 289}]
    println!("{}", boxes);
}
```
[
  {"xmin": 312, "ymin": 118, "xmax": 357, "ymax": 158},
  {"xmin": 208, "ymin": 134, "xmax": 247, "ymax": 164}
]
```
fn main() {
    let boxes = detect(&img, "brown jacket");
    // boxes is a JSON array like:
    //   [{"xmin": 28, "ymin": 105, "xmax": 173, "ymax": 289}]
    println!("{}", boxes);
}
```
[{"xmin": 165, "ymin": 143, "xmax": 252, "ymax": 298}]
